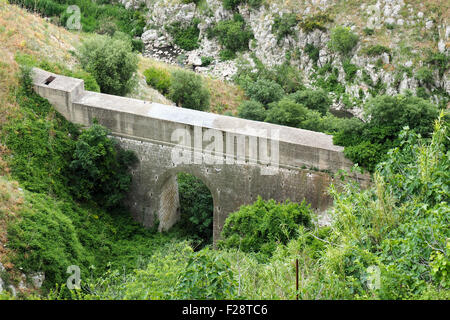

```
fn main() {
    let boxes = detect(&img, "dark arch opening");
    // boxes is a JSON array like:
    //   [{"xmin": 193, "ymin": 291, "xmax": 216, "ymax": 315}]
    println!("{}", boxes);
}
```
[{"xmin": 173, "ymin": 172, "xmax": 214, "ymax": 250}]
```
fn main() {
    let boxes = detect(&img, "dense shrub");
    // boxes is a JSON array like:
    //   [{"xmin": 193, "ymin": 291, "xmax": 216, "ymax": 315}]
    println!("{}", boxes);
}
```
[
  {"xmin": 242, "ymin": 78, "xmax": 284, "ymax": 106},
  {"xmin": 237, "ymin": 100, "xmax": 267, "ymax": 121},
  {"xmin": 213, "ymin": 14, "xmax": 254, "ymax": 60},
  {"xmin": 304, "ymin": 43, "xmax": 320, "ymax": 64},
  {"xmin": 415, "ymin": 66, "xmax": 434, "ymax": 86},
  {"xmin": 298, "ymin": 13, "xmax": 333, "ymax": 33},
  {"xmin": 264, "ymin": 98, "xmax": 309, "ymax": 127},
  {"xmin": 201, "ymin": 56, "xmax": 214, "ymax": 67},
  {"xmin": 328, "ymin": 118, "xmax": 450, "ymax": 298},
  {"xmin": 175, "ymin": 248, "xmax": 237, "ymax": 299},
  {"xmin": 143, "ymin": 66, "xmax": 172, "ymax": 95},
  {"xmin": 219, "ymin": 197, "xmax": 312, "ymax": 257},
  {"xmin": 363, "ymin": 27, "xmax": 375, "ymax": 36},
  {"xmin": 78, "ymin": 34, "xmax": 138, "ymax": 96},
  {"xmin": 131, "ymin": 38, "xmax": 145, "ymax": 53},
  {"xmin": 175, "ymin": 173, "xmax": 213, "ymax": 247},
  {"xmin": 169, "ymin": 69, "xmax": 210, "ymax": 110},
  {"xmin": 234, "ymin": 56, "xmax": 302, "ymax": 94},
  {"xmin": 11, "ymin": 0, "xmax": 147, "ymax": 37},
  {"xmin": 425, "ymin": 51, "xmax": 449, "ymax": 77},
  {"xmin": 334, "ymin": 94, "xmax": 440, "ymax": 171},
  {"xmin": 4, "ymin": 67, "xmax": 78, "ymax": 198},
  {"xmin": 222, "ymin": 0, "xmax": 262, "ymax": 10},
  {"xmin": 271, "ymin": 62, "xmax": 303, "ymax": 93},
  {"xmin": 272, "ymin": 13, "xmax": 298, "ymax": 42},
  {"xmin": 342, "ymin": 58, "xmax": 358, "ymax": 82},
  {"xmin": 290, "ymin": 88, "xmax": 331, "ymax": 115},
  {"xmin": 328, "ymin": 26, "xmax": 359, "ymax": 56},
  {"xmin": 364, "ymin": 94, "xmax": 439, "ymax": 136},
  {"xmin": 362, "ymin": 44, "xmax": 391, "ymax": 56},
  {"xmin": 165, "ymin": 19, "xmax": 200, "ymax": 51},
  {"xmin": 69, "ymin": 124, "xmax": 137, "ymax": 208},
  {"xmin": 7, "ymin": 193, "xmax": 91, "ymax": 290}
]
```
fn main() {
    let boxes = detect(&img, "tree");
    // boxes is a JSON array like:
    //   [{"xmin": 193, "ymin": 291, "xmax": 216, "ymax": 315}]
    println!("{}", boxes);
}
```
[
  {"xmin": 243, "ymin": 78, "xmax": 284, "ymax": 106},
  {"xmin": 69, "ymin": 124, "xmax": 137, "ymax": 208},
  {"xmin": 176, "ymin": 173, "xmax": 214, "ymax": 247},
  {"xmin": 219, "ymin": 197, "xmax": 312, "ymax": 257},
  {"xmin": 169, "ymin": 69, "xmax": 210, "ymax": 111},
  {"xmin": 264, "ymin": 98, "xmax": 309, "ymax": 127},
  {"xmin": 237, "ymin": 100, "xmax": 266, "ymax": 121},
  {"xmin": 78, "ymin": 34, "xmax": 138, "ymax": 96},
  {"xmin": 328, "ymin": 26, "xmax": 359, "ymax": 55},
  {"xmin": 333, "ymin": 94, "xmax": 440, "ymax": 171},
  {"xmin": 290, "ymin": 88, "xmax": 331, "ymax": 115},
  {"xmin": 364, "ymin": 94, "xmax": 439, "ymax": 137}
]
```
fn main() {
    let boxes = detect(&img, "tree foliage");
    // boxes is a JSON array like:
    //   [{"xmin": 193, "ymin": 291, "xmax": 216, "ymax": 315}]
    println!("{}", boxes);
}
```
[
  {"xmin": 78, "ymin": 34, "xmax": 138, "ymax": 96},
  {"xmin": 69, "ymin": 124, "xmax": 137, "ymax": 208},
  {"xmin": 328, "ymin": 26, "xmax": 359, "ymax": 55},
  {"xmin": 176, "ymin": 173, "xmax": 214, "ymax": 247},
  {"xmin": 237, "ymin": 100, "xmax": 267, "ymax": 121},
  {"xmin": 219, "ymin": 197, "xmax": 312, "ymax": 258},
  {"xmin": 169, "ymin": 69, "xmax": 210, "ymax": 111}
]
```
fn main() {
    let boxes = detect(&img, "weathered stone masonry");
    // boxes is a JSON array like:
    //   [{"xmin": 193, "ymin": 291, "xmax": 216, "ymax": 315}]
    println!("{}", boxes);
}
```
[{"xmin": 32, "ymin": 68, "xmax": 369, "ymax": 243}]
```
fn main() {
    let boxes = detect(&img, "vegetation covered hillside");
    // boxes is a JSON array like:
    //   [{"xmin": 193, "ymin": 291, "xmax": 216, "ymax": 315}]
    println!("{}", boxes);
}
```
[{"xmin": 0, "ymin": 0, "xmax": 448, "ymax": 301}]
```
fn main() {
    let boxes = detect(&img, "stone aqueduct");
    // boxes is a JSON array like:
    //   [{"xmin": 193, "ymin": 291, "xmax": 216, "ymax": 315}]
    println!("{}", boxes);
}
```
[{"xmin": 32, "ymin": 68, "xmax": 368, "ymax": 243}]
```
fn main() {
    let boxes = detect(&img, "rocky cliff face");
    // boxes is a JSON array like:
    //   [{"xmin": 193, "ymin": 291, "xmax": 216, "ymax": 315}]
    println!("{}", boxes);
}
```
[{"xmin": 131, "ymin": 0, "xmax": 449, "ymax": 115}]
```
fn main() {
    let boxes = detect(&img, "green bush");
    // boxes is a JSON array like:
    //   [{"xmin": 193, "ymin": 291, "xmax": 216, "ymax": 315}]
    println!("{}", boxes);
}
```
[
  {"xmin": 304, "ymin": 43, "xmax": 320, "ymax": 64},
  {"xmin": 219, "ymin": 197, "xmax": 312, "ymax": 257},
  {"xmin": 143, "ymin": 66, "xmax": 172, "ymax": 95},
  {"xmin": 342, "ymin": 58, "xmax": 358, "ymax": 82},
  {"xmin": 213, "ymin": 14, "xmax": 254, "ymax": 59},
  {"xmin": 425, "ymin": 52, "xmax": 449, "ymax": 77},
  {"xmin": 290, "ymin": 88, "xmax": 331, "ymax": 115},
  {"xmin": 165, "ymin": 19, "xmax": 200, "ymax": 51},
  {"xmin": 175, "ymin": 173, "xmax": 213, "ymax": 247},
  {"xmin": 175, "ymin": 248, "xmax": 237, "ymax": 299},
  {"xmin": 328, "ymin": 26, "xmax": 359, "ymax": 56},
  {"xmin": 221, "ymin": 0, "xmax": 262, "ymax": 10},
  {"xmin": 169, "ymin": 69, "xmax": 210, "ymax": 111},
  {"xmin": 237, "ymin": 100, "xmax": 267, "ymax": 121},
  {"xmin": 363, "ymin": 27, "xmax": 374, "ymax": 36},
  {"xmin": 69, "ymin": 124, "xmax": 138, "ymax": 208},
  {"xmin": 265, "ymin": 98, "xmax": 309, "ymax": 128},
  {"xmin": 131, "ymin": 38, "xmax": 145, "ymax": 53},
  {"xmin": 272, "ymin": 13, "xmax": 298, "ymax": 42},
  {"xmin": 415, "ymin": 66, "xmax": 434, "ymax": 86},
  {"xmin": 78, "ymin": 34, "xmax": 138, "ymax": 96},
  {"xmin": 234, "ymin": 56, "xmax": 302, "ymax": 93},
  {"xmin": 333, "ymin": 94, "xmax": 440, "ymax": 171},
  {"xmin": 11, "ymin": 0, "xmax": 147, "ymax": 37},
  {"xmin": 298, "ymin": 13, "xmax": 333, "ymax": 33},
  {"xmin": 271, "ymin": 62, "xmax": 303, "ymax": 93},
  {"xmin": 364, "ymin": 94, "xmax": 439, "ymax": 136},
  {"xmin": 7, "ymin": 193, "xmax": 91, "ymax": 290},
  {"xmin": 70, "ymin": 70, "xmax": 101, "ymax": 92},
  {"xmin": 242, "ymin": 78, "xmax": 284, "ymax": 106},
  {"xmin": 201, "ymin": 56, "xmax": 214, "ymax": 66},
  {"xmin": 362, "ymin": 44, "xmax": 391, "ymax": 56}
]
